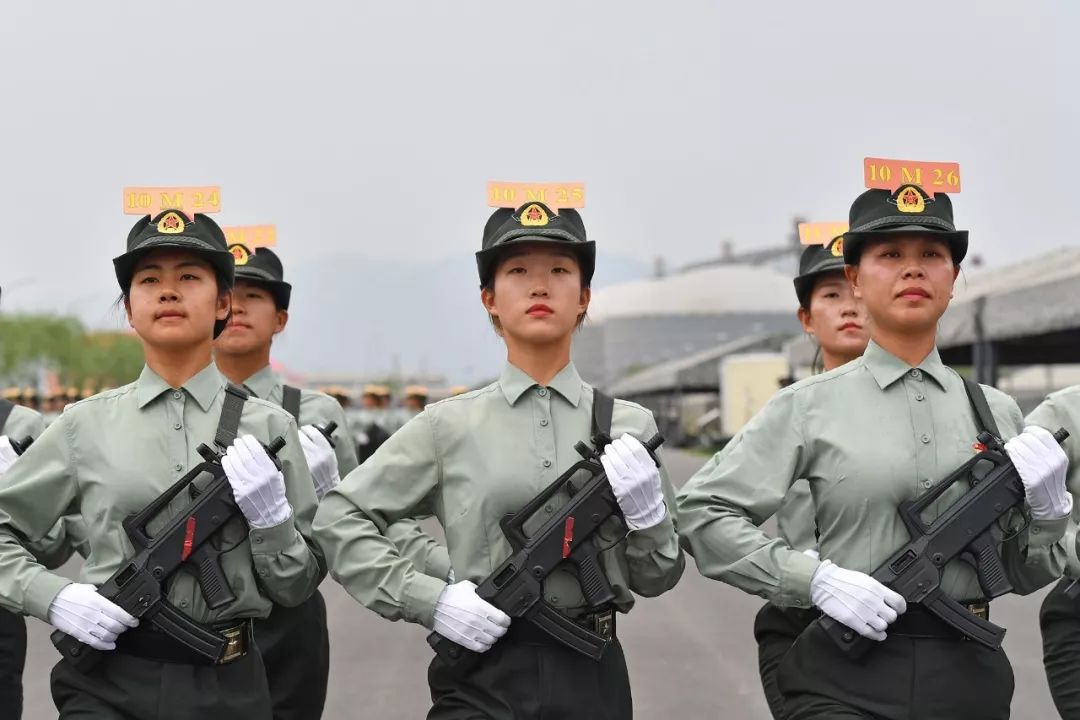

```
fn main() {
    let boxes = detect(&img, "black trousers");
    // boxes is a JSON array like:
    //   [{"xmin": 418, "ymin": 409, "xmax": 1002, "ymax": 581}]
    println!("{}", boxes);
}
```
[
  {"xmin": 1040, "ymin": 577, "xmax": 1080, "ymax": 718},
  {"xmin": 254, "ymin": 591, "xmax": 330, "ymax": 720},
  {"xmin": 753, "ymin": 604, "xmax": 817, "ymax": 720},
  {"xmin": 0, "ymin": 608, "xmax": 26, "ymax": 719},
  {"xmin": 51, "ymin": 645, "xmax": 272, "ymax": 720},
  {"xmin": 427, "ymin": 625, "xmax": 632, "ymax": 720},
  {"xmin": 777, "ymin": 621, "xmax": 1014, "ymax": 720}
]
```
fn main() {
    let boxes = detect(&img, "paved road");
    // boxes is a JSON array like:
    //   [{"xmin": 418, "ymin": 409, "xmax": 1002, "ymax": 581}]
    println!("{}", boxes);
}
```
[{"xmin": 23, "ymin": 449, "xmax": 1061, "ymax": 718}]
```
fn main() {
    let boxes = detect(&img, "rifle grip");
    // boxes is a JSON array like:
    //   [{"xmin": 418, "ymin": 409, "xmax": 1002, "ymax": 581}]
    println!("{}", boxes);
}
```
[
  {"xmin": 190, "ymin": 544, "xmax": 236, "ymax": 610},
  {"xmin": 427, "ymin": 630, "xmax": 479, "ymax": 671},
  {"xmin": 966, "ymin": 532, "xmax": 1013, "ymax": 599},
  {"xmin": 817, "ymin": 615, "xmax": 876, "ymax": 660},
  {"xmin": 573, "ymin": 543, "xmax": 616, "ymax": 608},
  {"xmin": 51, "ymin": 629, "xmax": 103, "ymax": 673}
]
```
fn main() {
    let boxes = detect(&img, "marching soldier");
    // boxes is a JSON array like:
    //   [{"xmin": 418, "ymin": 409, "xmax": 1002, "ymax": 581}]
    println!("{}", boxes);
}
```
[
  {"xmin": 314, "ymin": 197, "xmax": 684, "ymax": 719},
  {"xmin": 1028, "ymin": 390, "xmax": 1080, "ymax": 717},
  {"xmin": 214, "ymin": 241, "xmax": 450, "ymax": 719},
  {"xmin": 0, "ymin": 208, "xmax": 322, "ymax": 718},
  {"xmin": 677, "ymin": 182, "xmax": 1069, "ymax": 719},
  {"xmin": 752, "ymin": 235, "xmax": 871, "ymax": 718}
]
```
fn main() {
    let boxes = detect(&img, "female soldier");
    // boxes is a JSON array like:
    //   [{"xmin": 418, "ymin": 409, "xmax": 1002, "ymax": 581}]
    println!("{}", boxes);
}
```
[
  {"xmin": 0, "ymin": 324, "xmax": 47, "ymax": 719},
  {"xmin": 753, "ymin": 236, "xmax": 870, "ymax": 719},
  {"xmin": 677, "ymin": 185, "xmax": 1070, "ymax": 720},
  {"xmin": 314, "ymin": 200, "xmax": 684, "ymax": 719},
  {"xmin": 0, "ymin": 210, "xmax": 322, "ymax": 719},
  {"xmin": 1028, "ymin": 388, "xmax": 1080, "ymax": 716},
  {"xmin": 214, "ymin": 243, "xmax": 449, "ymax": 720}
]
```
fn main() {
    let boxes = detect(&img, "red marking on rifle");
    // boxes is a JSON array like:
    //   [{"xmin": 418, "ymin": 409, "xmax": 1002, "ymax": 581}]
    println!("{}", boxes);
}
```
[
  {"xmin": 973, "ymin": 441, "xmax": 986, "ymax": 453},
  {"xmin": 181, "ymin": 517, "xmax": 196, "ymax": 561},
  {"xmin": 562, "ymin": 516, "xmax": 576, "ymax": 558}
]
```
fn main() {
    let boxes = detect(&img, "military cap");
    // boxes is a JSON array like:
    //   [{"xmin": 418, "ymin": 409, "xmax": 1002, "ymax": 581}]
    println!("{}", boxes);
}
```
[
  {"xmin": 404, "ymin": 385, "xmax": 429, "ymax": 398},
  {"xmin": 114, "ymin": 210, "xmax": 236, "ymax": 338},
  {"xmin": 1, "ymin": 388, "xmax": 19, "ymax": 401},
  {"xmin": 21, "ymin": 388, "xmax": 38, "ymax": 402},
  {"xmin": 476, "ymin": 202, "xmax": 594, "ymax": 288},
  {"xmin": 793, "ymin": 236, "xmax": 847, "ymax": 308},
  {"xmin": 842, "ymin": 185, "xmax": 968, "ymax": 264},
  {"xmin": 230, "ymin": 245, "xmax": 292, "ymax": 310}
]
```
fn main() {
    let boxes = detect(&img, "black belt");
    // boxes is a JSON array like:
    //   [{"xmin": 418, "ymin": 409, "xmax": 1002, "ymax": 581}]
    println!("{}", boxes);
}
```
[
  {"xmin": 887, "ymin": 601, "xmax": 990, "ymax": 640},
  {"xmin": 114, "ymin": 619, "xmax": 253, "ymax": 666},
  {"xmin": 508, "ymin": 607, "xmax": 617, "ymax": 647}
]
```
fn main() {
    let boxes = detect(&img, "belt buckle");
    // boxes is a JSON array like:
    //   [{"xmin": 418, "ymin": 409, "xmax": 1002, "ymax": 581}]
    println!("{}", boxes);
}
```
[
  {"xmin": 595, "ymin": 611, "xmax": 614, "ymax": 641},
  {"xmin": 217, "ymin": 624, "xmax": 247, "ymax": 665}
]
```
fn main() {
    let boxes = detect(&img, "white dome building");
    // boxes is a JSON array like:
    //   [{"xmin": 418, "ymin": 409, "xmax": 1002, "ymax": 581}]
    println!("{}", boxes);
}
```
[{"xmin": 574, "ymin": 263, "xmax": 802, "ymax": 388}]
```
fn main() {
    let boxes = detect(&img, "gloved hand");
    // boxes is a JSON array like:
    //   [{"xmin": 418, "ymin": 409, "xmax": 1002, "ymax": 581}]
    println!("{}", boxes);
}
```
[
  {"xmin": 802, "ymin": 548, "xmax": 820, "ymax": 561},
  {"xmin": 1005, "ymin": 426, "xmax": 1072, "ymax": 521},
  {"xmin": 299, "ymin": 426, "xmax": 340, "ymax": 501},
  {"xmin": 447, "ymin": 568, "xmax": 456, "ymax": 584},
  {"xmin": 222, "ymin": 435, "xmax": 292, "ymax": 528},
  {"xmin": 810, "ymin": 560, "xmax": 906, "ymax": 642},
  {"xmin": 601, "ymin": 433, "xmax": 667, "ymax": 530},
  {"xmin": 47, "ymin": 583, "xmax": 139, "ymax": 651},
  {"xmin": 432, "ymin": 580, "xmax": 510, "ymax": 653},
  {"xmin": 0, "ymin": 437, "xmax": 17, "ymax": 475}
]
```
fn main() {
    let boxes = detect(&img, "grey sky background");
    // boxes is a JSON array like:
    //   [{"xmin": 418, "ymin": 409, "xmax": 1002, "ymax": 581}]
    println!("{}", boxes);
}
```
[{"xmin": 0, "ymin": 1, "xmax": 1074, "ymax": 382}]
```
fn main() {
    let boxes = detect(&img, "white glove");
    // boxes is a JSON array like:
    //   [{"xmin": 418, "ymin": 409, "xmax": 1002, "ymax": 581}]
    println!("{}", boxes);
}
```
[
  {"xmin": 802, "ymin": 548, "xmax": 820, "ymax": 560},
  {"xmin": 0, "ymin": 437, "xmax": 17, "ymax": 475},
  {"xmin": 299, "ymin": 426, "xmax": 340, "ymax": 501},
  {"xmin": 810, "ymin": 560, "xmax": 906, "ymax": 642},
  {"xmin": 222, "ymin": 435, "xmax": 292, "ymax": 529},
  {"xmin": 601, "ymin": 434, "xmax": 666, "ymax": 530},
  {"xmin": 447, "ymin": 568, "xmax": 456, "ymax": 584},
  {"xmin": 1005, "ymin": 426, "xmax": 1072, "ymax": 521},
  {"xmin": 432, "ymin": 580, "xmax": 510, "ymax": 653},
  {"xmin": 47, "ymin": 583, "xmax": 139, "ymax": 651}
]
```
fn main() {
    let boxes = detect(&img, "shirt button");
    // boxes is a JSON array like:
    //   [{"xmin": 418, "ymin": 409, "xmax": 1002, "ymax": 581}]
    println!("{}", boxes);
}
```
[
  {"xmin": 174, "ymin": 423, "xmax": 182, "ymax": 430},
  {"xmin": 254, "ymin": 535, "xmax": 263, "ymax": 544},
  {"xmin": 543, "ymin": 459, "xmax": 551, "ymax": 468},
  {"xmin": 179, "ymin": 600, "xmax": 189, "ymax": 608},
  {"xmin": 549, "ymin": 595, "xmax": 559, "ymax": 604},
  {"xmin": 1032, "ymin": 526, "xmax": 1041, "ymax": 534},
  {"xmin": 540, "ymin": 419, "xmax": 549, "ymax": 427},
  {"xmin": 259, "ymin": 569, "xmax": 269, "ymax": 577},
  {"xmin": 915, "ymin": 393, "xmax": 925, "ymax": 402},
  {"xmin": 175, "ymin": 463, "xmax": 184, "ymax": 472},
  {"xmin": 922, "ymin": 479, "xmax": 933, "ymax": 489},
  {"xmin": 910, "ymin": 369, "xmax": 922, "ymax": 380},
  {"xmin": 544, "ymin": 504, "xmax": 554, "ymax": 513},
  {"xmin": 538, "ymin": 388, "xmax": 548, "ymax": 397},
  {"xmin": 173, "ymin": 391, "xmax": 182, "ymax": 400},
  {"xmin": 921, "ymin": 434, "xmax": 931, "ymax": 444}
]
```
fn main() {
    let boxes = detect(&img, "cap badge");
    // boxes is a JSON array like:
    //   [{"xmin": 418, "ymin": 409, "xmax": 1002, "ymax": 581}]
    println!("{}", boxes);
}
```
[
  {"xmin": 229, "ymin": 244, "xmax": 251, "ymax": 266},
  {"xmin": 894, "ymin": 185, "xmax": 927, "ymax": 214},
  {"xmin": 157, "ymin": 211, "xmax": 185, "ymax": 234},
  {"xmin": 829, "ymin": 237, "xmax": 844, "ymax": 257},
  {"xmin": 520, "ymin": 203, "xmax": 549, "ymax": 227}
]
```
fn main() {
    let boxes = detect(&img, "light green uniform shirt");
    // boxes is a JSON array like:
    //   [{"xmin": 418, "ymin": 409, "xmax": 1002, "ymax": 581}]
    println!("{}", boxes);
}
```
[
  {"xmin": 1027, "ymin": 386, "xmax": 1080, "ymax": 577},
  {"xmin": 677, "ymin": 341, "xmax": 1066, "ymax": 609},
  {"xmin": 0, "ymin": 363, "xmax": 323, "ymax": 624},
  {"xmin": 2, "ymin": 404, "xmax": 46, "ymax": 442},
  {"xmin": 243, "ymin": 365, "xmax": 450, "ymax": 579},
  {"xmin": 314, "ymin": 362, "xmax": 684, "ymax": 628}
]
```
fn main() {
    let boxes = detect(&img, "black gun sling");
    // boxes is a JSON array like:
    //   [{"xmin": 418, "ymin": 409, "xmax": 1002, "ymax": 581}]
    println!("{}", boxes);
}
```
[{"xmin": 282, "ymin": 385, "xmax": 302, "ymax": 423}]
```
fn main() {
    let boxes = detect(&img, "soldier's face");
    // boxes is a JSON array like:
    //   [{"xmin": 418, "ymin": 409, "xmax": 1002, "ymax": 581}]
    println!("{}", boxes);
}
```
[
  {"xmin": 798, "ymin": 272, "xmax": 869, "ymax": 365},
  {"xmin": 482, "ymin": 244, "xmax": 590, "ymax": 346},
  {"xmin": 846, "ymin": 236, "xmax": 958, "ymax": 336},
  {"xmin": 215, "ymin": 280, "xmax": 288, "ymax": 356},
  {"xmin": 126, "ymin": 249, "xmax": 230, "ymax": 349}
]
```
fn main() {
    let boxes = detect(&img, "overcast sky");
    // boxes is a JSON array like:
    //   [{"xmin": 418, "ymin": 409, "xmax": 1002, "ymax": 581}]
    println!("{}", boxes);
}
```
[{"xmin": 0, "ymin": 1, "xmax": 1074, "ymax": 377}]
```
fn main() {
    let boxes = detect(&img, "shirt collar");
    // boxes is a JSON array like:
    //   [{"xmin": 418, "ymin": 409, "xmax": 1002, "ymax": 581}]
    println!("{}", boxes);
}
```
[
  {"xmin": 862, "ymin": 340, "xmax": 949, "ymax": 390},
  {"xmin": 136, "ymin": 362, "xmax": 224, "ymax": 411},
  {"xmin": 498, "ymin": 362, "xmax": 583, "ymax": 408},
  {"xmin": 241, "ymin": 364, "xmax": 281, "ymax": 401}
]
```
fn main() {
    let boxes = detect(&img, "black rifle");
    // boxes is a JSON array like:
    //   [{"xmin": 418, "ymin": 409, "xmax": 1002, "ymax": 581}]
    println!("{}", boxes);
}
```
[
  {"xmin": 428, "ymin": 432, "xmax": 664, "ymax": 667},
  {"xmin": 314, "ymin": 421, "xmax": 337, "ymax": 447},
  {"xmin": 818, "ymin": 427, "xmax": 1068, "ymax": 659},
  {"xmin": 51, "ymin": 436, "xmax": 286, "ymax": 672},
  {"xmin": 10, "ymin": 436, "xmax": 33, "ymax": 455}
]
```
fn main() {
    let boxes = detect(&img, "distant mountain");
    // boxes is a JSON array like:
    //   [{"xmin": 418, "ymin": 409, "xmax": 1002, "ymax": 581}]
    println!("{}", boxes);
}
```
[{"xmin": 272, "ymin": 251, "xmax": 650, "ymax": 384}]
